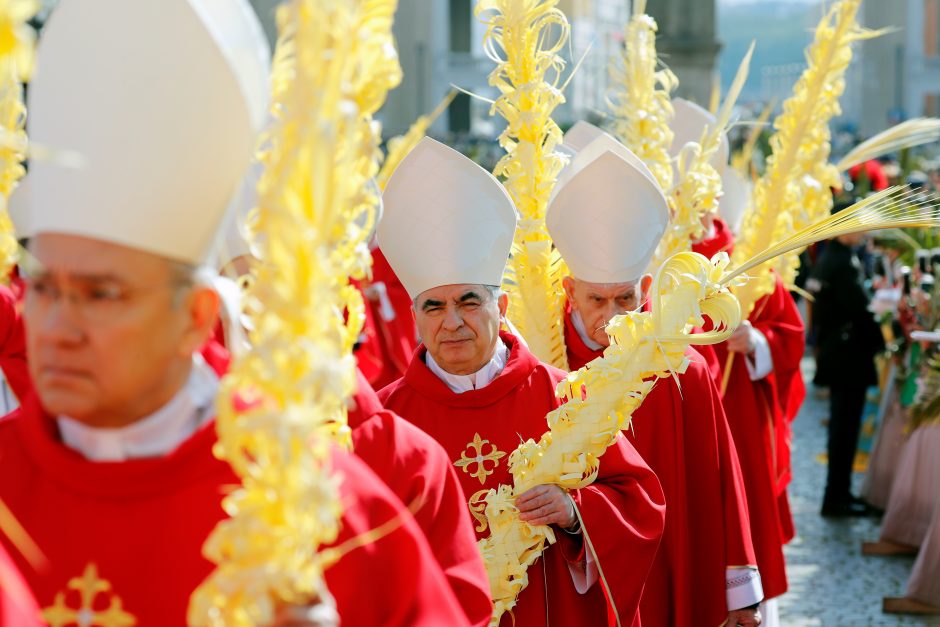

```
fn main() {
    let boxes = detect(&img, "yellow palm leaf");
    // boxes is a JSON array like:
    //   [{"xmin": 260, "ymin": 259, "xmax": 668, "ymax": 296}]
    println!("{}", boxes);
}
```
[
  {"xmin": 734, "ymin": 0, "xmax": 885, "ymax": 316},
  {"xmin": 477, "ymin": 0, "xmax": 571, "ymax": 369},
  {"xmin": 190, "ymin": 2, "xmax": 402, "ymax": 624}
]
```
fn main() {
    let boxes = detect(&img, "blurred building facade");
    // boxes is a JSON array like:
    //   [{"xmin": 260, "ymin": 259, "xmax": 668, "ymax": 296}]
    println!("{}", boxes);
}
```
[
  {"xmin": 844, "ymin": 0, "xmax": 940, "ymax": 137},
  {"xmin": 248, "ymin": 0, "xmax": 630, "ymax": 138},
  {"xmin": 379, "ymin": 0, "xmax": 632, "ymax": 137}
]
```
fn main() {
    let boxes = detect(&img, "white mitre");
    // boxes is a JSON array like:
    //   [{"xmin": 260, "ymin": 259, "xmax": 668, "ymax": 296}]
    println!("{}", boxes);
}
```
[
  {"xmin": 378, "ymin": 137, "xmax": 518, "ymax": 299},
  {"xmin": 25, "ymin": 0, "xmax": 271, "ymax": 265},
  {"xmin": 559, "ymin": 120, "xmax": 606, "ymax": 158},
  {"xmin": 669, "ymin": 98, "xmax": 730, "ymax": 174},
  {"xmin": 548, "ymin": 134, "xmax": 670, "ymax": 284},
  {"xmin": 718, "ymin": 168, "xmax": 752, "ymax": 235},
  {"xmin": 553, "ymin": 123, "xmax": 661, "ymax": 200}
]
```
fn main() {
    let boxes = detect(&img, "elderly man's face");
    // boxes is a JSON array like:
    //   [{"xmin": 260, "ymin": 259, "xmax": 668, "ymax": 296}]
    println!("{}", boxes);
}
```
[
  {"xmin": 563, "ymin": 275, "xmax": 651, "ymax": 347},
  {"xmin": 413, "ymin": 283, "xmax": 507, "ymax": 375},
  {"xmin": 23, "ymin": 233, "xmax": 219, "ymax": 427}
]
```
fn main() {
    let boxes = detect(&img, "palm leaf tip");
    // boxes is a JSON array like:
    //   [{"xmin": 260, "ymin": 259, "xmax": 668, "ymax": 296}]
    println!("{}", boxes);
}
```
[
  {"xmin": 836, "ymin": 118, "xmax": 940, "ymax": 172},
  {"xmin": 723, "ymin": 186, "xmax": 940, "ymax": 286}
]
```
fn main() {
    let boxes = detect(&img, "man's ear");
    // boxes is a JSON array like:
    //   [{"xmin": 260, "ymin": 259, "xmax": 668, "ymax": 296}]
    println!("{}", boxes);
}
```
[
  {"xmin": 640, "ymin": 274, "xmax": 653, "ymax": 297},
  {"xmin": 562, "ymin": 276, "xmax": 577, "ymax": 307},
  {"xmin": 497, "ymin": 291, "xmax": 509, "ymax": 318},
  {"xmin": 180, "ymin": 286, "xmax": 221, "ymax": 356}
]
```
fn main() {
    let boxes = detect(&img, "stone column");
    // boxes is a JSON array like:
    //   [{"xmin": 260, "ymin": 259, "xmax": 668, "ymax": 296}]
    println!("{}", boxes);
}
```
[{"xmin": 646, "ymin": 0, "xmax": 720, "ymax": 107}]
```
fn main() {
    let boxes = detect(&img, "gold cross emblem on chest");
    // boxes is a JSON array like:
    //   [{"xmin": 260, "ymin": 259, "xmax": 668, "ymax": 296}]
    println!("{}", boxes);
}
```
[
  {"xmin": 454, "ymin": 432, "xmax": 506, "ymax": 485},
  {"xmin": 42, "ymin": 563, "xmax": 136, "ymax": 627}
]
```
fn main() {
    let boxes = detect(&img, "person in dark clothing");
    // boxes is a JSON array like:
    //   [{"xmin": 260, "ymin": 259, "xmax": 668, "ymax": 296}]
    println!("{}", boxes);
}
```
[{"xmin": 808, "ymin": 231, "xmax": 885, "ymax": 517}]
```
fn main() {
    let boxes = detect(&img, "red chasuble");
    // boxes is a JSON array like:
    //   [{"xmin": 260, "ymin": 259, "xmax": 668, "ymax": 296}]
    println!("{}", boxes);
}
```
[
  {"xmin": 694, "ymin": 220, "xmax": 806, "ymax": 600},
  {"xmin": 379, "ymin": 331, "xmax": 666, "ymax": 627},
  {"xmin": 349, "ymin": 369, "xmax": 492, "ymax": 626},
  {"xmin": 0, "ymin": 394, "xmax": 470, "ymax": 627},
  {"xmin": 565, "ymin": 309, "xmax": 759, "ymax": 626}
]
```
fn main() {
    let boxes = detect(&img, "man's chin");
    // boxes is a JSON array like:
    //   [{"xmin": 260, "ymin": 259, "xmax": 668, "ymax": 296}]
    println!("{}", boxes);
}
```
[
  {"xmin": 431, "ymin": 352, "xmax": 478, "ymax": 376},
  {"xmin": 36, "ymin": 388, "xmax": 96, "ymax": 421}
]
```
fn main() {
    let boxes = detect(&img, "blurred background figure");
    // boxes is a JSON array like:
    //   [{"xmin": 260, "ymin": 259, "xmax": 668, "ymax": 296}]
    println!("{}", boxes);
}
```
[{"xmin": 808, "ymin": 200, "xmax": 885, "ymax": 517}]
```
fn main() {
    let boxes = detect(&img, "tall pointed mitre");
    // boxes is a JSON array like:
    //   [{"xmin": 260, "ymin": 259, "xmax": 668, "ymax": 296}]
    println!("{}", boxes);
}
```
[
  {"xmin": 25, "ymin": 0, "xmax": 271, "ymax": 265},
  {"xmin": 559, "ymin": 120, "xmax": 605, "ymax": 157},
  {"xmin": 378, "ymin": 137, "xmax": 518, "ymax": 299},
  {"xmin": 548, "ymin": 134, "xmax": 669, "ymax": 284},
  {"xmin": 669, "ymin": 98, "xmax": 730, "ymax": 173},
  {"xmin": 718, "ymin": 168, "xmax": 752, "ymax": 235},
  {"xmin": 554, "ymin": 123, "xmax": 661, "ymax": 198}
]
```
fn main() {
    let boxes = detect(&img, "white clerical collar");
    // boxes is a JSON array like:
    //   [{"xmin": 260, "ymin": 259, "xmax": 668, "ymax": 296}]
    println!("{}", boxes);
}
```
[
  {"xmin": 571, "ymin": 310, "xmax": 604, "ymax": 351},
  {"xmin": 426, "ymin": 338, "xmax": 509, "ymax": 394},
  {"xmin": 58, "ymin": 355, "xmax": 219, "ymax": 462}
]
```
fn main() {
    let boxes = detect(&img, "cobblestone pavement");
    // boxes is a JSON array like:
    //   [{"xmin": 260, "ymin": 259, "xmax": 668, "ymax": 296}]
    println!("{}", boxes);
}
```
[{"xmin": 777, "ymin": 359, "xmax": 940, "ymax": 626}]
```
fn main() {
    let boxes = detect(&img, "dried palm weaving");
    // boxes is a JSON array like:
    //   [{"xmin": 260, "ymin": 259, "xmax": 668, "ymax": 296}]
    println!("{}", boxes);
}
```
[
  {"xmin": 607, "ymin": 0, "xmax": 679, "ymax": 192},
  {"xmin": 835, "ymin": 118, "xmax": 940, "ymax": 174},
  {"xmin": 606, "ymin": 0, "xmax": 675, "ymax": 192},
  {"xmin": 718, "ymin": 0, "xmax": 881, "ymax": 390},
  {"xmin": 477, "ymin": 0, "xmax": 570, "ymax": 369},
  {"xmin": 735, "ymin": 0, "xmax": 881, "ymax": 305},
  {"xmin": 607, "ymin": 2, "xmax": 753, "ymax": 272},
  {"xmin": 189, "ymin": 1, "xmax": 401, "ymax": 624},
  {"xmin": 0, "ymin": 0, "xmax": 34, "ymax": 276}
]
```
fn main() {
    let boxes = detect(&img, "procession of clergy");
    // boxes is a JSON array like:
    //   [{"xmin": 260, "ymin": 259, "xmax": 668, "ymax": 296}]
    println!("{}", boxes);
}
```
[{"xmin": 0, "ymin": 1, "xmax": 882, "ymax": 626}]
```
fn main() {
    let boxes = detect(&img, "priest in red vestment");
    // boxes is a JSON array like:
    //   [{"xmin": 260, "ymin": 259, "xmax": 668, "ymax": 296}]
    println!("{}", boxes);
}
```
[
  {"xmin": 0, "ymin": 2, "xmax": 471, "ymax": 625},
  {"xmin": 694, "ymin": 215, "xmax": 806, "ymax": 619},
  {"xmin": 375, "ymin": 137, "xmax": 666, "ymax": 627},
  {"xmin": 549, "ymin": 127, "xmax": 763, "ymax": 627}
]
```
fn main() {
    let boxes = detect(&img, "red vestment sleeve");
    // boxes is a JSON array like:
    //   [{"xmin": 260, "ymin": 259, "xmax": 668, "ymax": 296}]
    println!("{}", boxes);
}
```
[
  {"xmin": 352, "ymin": 411, "xmax": 492, "ymax": 626},
  {"xmin": 324, "ymin": 452, "xmax": 472, "ymax": 627},
  {"xmin": 562, "ymin": 436, "xmax": 666, "ymax": 627}
]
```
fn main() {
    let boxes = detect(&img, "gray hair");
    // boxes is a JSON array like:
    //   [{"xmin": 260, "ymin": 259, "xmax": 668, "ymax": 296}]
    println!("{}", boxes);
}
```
[{"xmin": 412, "ymin": 284, "xmax": 504, "ymax": 310}]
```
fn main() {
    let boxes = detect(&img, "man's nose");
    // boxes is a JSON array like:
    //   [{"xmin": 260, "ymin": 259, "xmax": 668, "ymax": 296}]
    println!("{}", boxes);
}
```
[
  {"xmin": 30, "ymin": 297, "xmax": 85, "ymax": 346},
  {"xmin": 603, "ymin": 301, "xmax": 626, "ymax": 323},
  {"xmin": 442, "ymin": 306, "xmax": 463, "ymax": 330}
]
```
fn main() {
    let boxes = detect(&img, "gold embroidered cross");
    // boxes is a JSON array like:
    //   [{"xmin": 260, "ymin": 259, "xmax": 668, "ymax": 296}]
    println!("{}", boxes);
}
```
[
  {"xmin": 42, "ymin": 563, "xmax": 136, "ymax": 627},
  {"xmin": 454, "ymin": 433, "xmax": 505, "ymax": 485}
]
